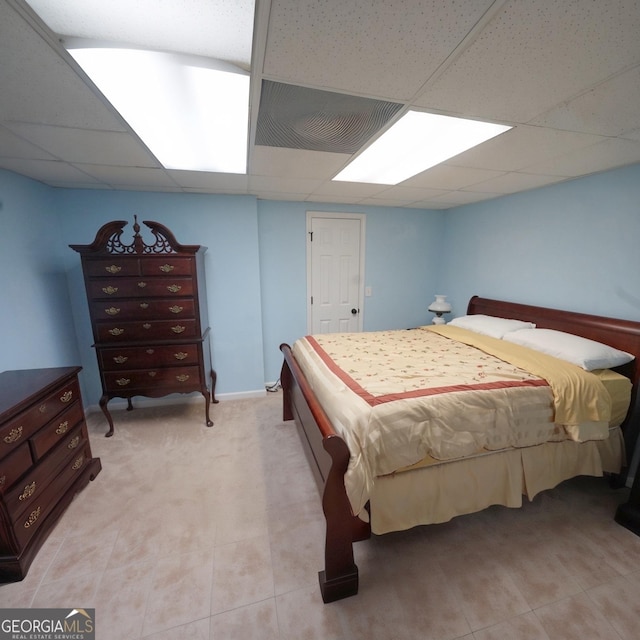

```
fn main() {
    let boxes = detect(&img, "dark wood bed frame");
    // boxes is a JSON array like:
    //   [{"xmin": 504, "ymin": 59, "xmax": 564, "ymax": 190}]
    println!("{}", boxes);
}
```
[{"xmin": 279, "ymin": 296, "xmax": 640, "ymax": 603}]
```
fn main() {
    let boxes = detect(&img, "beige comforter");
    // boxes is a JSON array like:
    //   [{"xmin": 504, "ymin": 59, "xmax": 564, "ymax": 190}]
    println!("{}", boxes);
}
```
[{"xmin": 292, "ymin": 325, "xmax": 615, "ymax": 517}]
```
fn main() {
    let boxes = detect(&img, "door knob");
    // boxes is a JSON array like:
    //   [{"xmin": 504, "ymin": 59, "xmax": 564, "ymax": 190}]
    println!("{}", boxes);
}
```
[{"xmin": 351, "ymin": 308, "xmax": 359, "ymax": 315}]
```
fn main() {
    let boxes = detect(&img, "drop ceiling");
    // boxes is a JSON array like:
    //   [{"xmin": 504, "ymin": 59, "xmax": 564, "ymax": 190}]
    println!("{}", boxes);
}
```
[{"xmin": 1, "ymin": 0, "xmax": 640, "ymax": 209}]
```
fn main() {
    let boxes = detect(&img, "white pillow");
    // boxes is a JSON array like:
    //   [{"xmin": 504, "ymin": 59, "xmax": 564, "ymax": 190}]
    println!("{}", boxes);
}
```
[
  {"xmin": 503, "ymin": 328, "xmax": 634, "ymax": 371},
  {"xmin": 448, "ymin": 314, "xmax": 536, "ymax": 339}
]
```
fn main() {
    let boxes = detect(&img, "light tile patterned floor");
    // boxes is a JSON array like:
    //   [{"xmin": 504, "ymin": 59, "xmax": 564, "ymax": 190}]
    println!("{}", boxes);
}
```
[{"xmin": 2, "ymin": 392, "xmax": 640, "ymax": 639}]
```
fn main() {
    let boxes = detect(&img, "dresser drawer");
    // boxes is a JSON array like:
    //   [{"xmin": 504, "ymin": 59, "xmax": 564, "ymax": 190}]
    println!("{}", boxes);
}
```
[
  {"xmin": 90, "ymin": 298, "xmax": 195, "ymax": 321},
  {"xmin": 6, "ymin": 423, "xmax": 87, "ymax": 516},
  {"xmin": 96, "ymin": 319, "xmax": 198, "ymax": 342},
  {"xmin": 0, "ymin": 443, "xmax": 32, "ymax": 496},
  {"xmin": 99, "ymin": 344, "xmax": 201, "ymax": 370},
  {"xmin": 140, "ymin": 257, "xmax": 194, "ymax": 276},
  {"xmin": 84, "ymin": 259, "xmax": 140, "ymax": 278},
  {"xmin": 88, "ymin": 277, "xmax": 194, "ymax": 299},
  {"xmin": 11, "ymin": 442, "xmax": 93, "ymax": 550},
  {"xmin": 104, "ymin": 366, "xmax": 202, "ymax": 392},
  {"xmin": 0, "ymin": 378, "xmax": 80, "ymax": 457},
  {"xmin": 30, "ymin": 401, "xmax": 85, "ymax": 461}
]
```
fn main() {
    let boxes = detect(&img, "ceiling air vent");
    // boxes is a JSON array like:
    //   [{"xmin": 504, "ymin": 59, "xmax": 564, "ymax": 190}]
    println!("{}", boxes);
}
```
[{"xmin": 256, "ymin": 80, "xmax": 402, "ymax": 154}]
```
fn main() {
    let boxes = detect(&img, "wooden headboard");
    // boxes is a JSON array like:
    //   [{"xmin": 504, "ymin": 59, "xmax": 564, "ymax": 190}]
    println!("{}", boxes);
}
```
[{"xmin": 467, "ymin": 295, "xmax": 640, "ymax": 471}]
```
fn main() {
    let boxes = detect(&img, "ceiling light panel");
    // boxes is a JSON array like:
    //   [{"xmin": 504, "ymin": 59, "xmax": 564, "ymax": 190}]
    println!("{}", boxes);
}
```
[{"xmin": 334, "ymin": 111, "xmax": 511, "ymax": 185}]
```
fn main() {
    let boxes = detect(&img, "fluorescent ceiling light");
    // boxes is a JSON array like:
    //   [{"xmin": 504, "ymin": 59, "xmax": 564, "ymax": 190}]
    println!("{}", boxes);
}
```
[
  {"xmin": 333, "ymin": 111, "xmax": 512, "ymax": 185},
  {"xmin": 66, "ymin": 43, "xmax": 250, "ymax": 173}
]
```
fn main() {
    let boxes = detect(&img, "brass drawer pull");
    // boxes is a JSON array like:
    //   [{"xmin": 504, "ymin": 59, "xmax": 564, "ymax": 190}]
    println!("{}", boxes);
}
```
[
  {"xmin": 146, "ymin": 349, "xmax": 155, "ymax": 354},
  {"xmin": 24, "ymin": 507, "xmax": 41, "ymax": 528},
  {"xmin": 142, "ymin": 323, "xmax": 151, "ymax": 329},
  {"xmin": 148, "ymin": 371, "xmax": 157, "ymax": 377},
  {"xmin": 160, "ymin": 264, "xmax": 175, "ymax": 273},
  {"xmin": 174, "ymin": 352, "xmax": 188, "ymax": 360},
  {"xmin": 39, "ymin": 404, "xmax": 47, "ymax": 413},
  {"xmin": 109, "ymin": 328, "xmax": 125, "ymax": 336},
  {"xmin": 176, "ymin": 374, "xmax": 190, "ymax": 382},
  {"xmin": 105, "ymin": 265, "xmax": 122, "ymax": 274},
  {"xmin": 72, "ymin": 455, "xmax": 85, "ymax": 471},
  {"xmin": 140, "ymin": 302, "xmax": 149, "ymax": 309},
  {"xmin": 113, "ymin": 355, "xmax": 128, "ymax": 364},
  {"xmin": 68, "ymin": 436, "xmax": 80, "ymax": 450},
  {"xmin": 60, "ymin": 391, "xmax": 73, "ymax": 403},
  {"xmin": 171, "ymin": 325, "xmax": 186, "ymax": 334},
  {"xmin": 167, "ymin": 284, "xmax": 182, "ymax": 293},
  {"xmin": 56, "ymin": 420, "xmax": 69, "ymax": 435},
  {"xmin": 169, "ymin": 305, "xmax": 184, "ymax": 314},
  {"xmin": 102, "ymin": 286, "xmax": 118, "ymax": 295},
  {"xmin": 0, "ymin": 475, "xmax": 5, "ymax": 488},
  {"xmin": 137, "ymin": 281, "xmax": 147, "ymax": 288},
  {"xmin": 116, "ymin": 378, "xmax": 131, "ymax": 386},
  {"xmin": 105, "ymin": 307, "xmax": 120, "ymax": 316},
  {"xmin": 19, "ymin": 481, "xmax": 36, "ymax": 501},
  {"xmin": 4, "ymin": 426, "xmax": 23, "ymax": 444}
]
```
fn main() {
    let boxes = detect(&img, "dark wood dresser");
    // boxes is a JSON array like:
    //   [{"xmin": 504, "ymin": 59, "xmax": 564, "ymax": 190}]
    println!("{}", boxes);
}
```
[
  {"xmin": 0, "ymin": 366, "xmax": 101, "ymax": 582},
  {"xmin": 70, "ymin": 218, "xmax": 216, "ymax": 437}
]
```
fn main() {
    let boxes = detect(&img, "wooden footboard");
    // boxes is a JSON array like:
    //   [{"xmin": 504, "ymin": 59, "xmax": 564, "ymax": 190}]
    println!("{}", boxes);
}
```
[{"xmin": 280, "ymin": 343, "xmax": 370, "ymax": 603}]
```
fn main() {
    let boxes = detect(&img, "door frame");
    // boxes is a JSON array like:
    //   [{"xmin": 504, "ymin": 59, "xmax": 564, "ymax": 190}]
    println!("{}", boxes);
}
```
[{"xmin": 306, "ymin": 211, "xmax": 366, "ymax": 334}]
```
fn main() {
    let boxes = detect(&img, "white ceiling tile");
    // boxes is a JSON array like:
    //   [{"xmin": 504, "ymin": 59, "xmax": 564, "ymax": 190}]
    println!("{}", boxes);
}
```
[
  {"xmin": 524, "ymin": 138, "xmax": 640, "ymax": 177},
  {"xmin": 263, "ymin": 0, "xmax": 495, "ymax": 100},
  {"xmin": 402, "ymin": 164, "xmax": 506, "ymax": 190},
  {"xmin": 432, "ymin": 190, "xmax": 504, "ymax": 205},
  {"xmin": 463, "ymin": 171, "xmax": 568, "ymax": 194},
  {"xmin": 0, "ymin": 158, "xmax": 104, "ymax": 183},
  {"xmin": 251, "ymin": 146, "xmax": 349, "ymax": 179},
  {"xmin": 415, "ymin": 0, "xmax": 640, "ymax": 122},
  {"xmin": 5, "ymin": 123, "xmax": 159, "ymax": 166},
  {"xmin": 447, "ymin": 126, "xmax": 606, "ymax": 172},
  {"xmin": 375, "ymin": 185, "xmax": 450, "ymax": 201},
  {"xmin": 304, "ymin": 193, "xmax": 364, "ymax": 205},
  {"xmin": 531, "ymin": 66, "xmax": 640, "ymax": 137},
  {"xmin": 167, "ymin": 170, "xmax": 249, "ymax": 191},
  {"xmin": 310, "ymin": 180, "xmax": 389, "ymax": 199},
  {"xmin": 75, "ymin": 164, "xmax": 178, "ymax": 188},
  {"xmin": 0, "ymin": 2, "xmax": 126, "ymax": 130},
  {"xmin": 248, "ymin": 175, "xmax": 324, "ymax": 193},
  {"xmin": 0, "ymin": 126, "xmax": 56, "ymax": 160}
]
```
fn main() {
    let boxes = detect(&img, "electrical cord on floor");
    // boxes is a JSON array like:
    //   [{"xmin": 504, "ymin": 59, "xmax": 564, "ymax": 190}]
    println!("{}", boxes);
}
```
[{"xmin": 265, "ymin": 379, "xmax": 281, "ymax": 392}]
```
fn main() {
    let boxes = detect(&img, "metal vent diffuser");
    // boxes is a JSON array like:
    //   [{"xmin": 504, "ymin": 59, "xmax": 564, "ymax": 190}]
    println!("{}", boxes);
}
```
[{"xmin": 256, "ymin": 80, "xmax": 403, "ymax": 153}]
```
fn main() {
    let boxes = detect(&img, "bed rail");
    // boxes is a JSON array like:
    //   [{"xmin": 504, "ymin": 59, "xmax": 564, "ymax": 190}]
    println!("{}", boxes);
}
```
[{"xmin": 280, "ymin": 343, "xmax": 370, "ymax": 602}]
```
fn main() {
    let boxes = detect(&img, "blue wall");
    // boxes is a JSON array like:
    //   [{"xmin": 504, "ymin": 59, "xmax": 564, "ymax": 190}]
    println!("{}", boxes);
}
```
[
  {"xmin": 441, "ymin": 163, "xmax": 640, "ymax": 323},
  {"xmin": 0, "ymin": 171, "xmax": 80, "ymax": 371},
  {"xmin": 2, "ymin": 162, "xmax": 640, "ymax": 409}
]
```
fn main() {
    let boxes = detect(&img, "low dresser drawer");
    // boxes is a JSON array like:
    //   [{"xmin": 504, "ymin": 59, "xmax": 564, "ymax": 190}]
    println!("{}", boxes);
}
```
[
  {"xmin": 0, "ymin": 378, "xmax": 80, "ymax": 457},
  {"xmin": 91, "ymin": 298, "xmax": 195, "ymax": 321},
  {"xmin": 99, "ymin": 344, "xmax": 201, "ymax": 370},
  {"xmin": 6, "ymin": 423, "xmax": 87, "ymax": 516},
  {"xmin": 96, "ymin": 319, "xmax": 198, "ymax": 342},
  {"xmin": 88, "ymin": 277, "xmax": 194, "ymax": 299},
  {"xmin": 30, "ymin": 401, "xmax": 85, "ymax": 461},
  {"xmin": 104, "ymin": 366, "xmax": 202, "ymax": 392},
  {"xmin": 11, "ymin": 442, "xmax": 93, "ymax": 550},
  {"xmin": 0, "ymin": 443, "xmax": 32, "ymax": 496}
]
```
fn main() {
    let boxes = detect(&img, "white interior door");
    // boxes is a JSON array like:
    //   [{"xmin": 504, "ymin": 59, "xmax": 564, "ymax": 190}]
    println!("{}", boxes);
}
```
[{"xmin": 307, "ymin": 212, "xmax": 365, "ymax": 334}]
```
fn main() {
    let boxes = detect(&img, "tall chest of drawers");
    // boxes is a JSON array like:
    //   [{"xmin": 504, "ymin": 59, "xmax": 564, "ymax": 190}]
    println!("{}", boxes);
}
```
[
  {"xmin": 71, "ymin": 218, "xmax": 217, "ymax": 437},
  {"xmin": 0, "ymin": 367, "xmax": 101, "ymax": 582}
]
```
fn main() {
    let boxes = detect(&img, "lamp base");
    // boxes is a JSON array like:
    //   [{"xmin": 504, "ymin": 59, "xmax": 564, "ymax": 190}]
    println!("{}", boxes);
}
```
[{"xmin": 432, "ymin": 316, "xmax": 446, "ymax": 325}]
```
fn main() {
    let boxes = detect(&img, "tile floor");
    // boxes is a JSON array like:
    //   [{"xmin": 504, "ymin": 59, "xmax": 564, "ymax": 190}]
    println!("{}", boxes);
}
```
[{"xmin": 2, "ymin": 392, "xmax": 640, "ymax": 639}]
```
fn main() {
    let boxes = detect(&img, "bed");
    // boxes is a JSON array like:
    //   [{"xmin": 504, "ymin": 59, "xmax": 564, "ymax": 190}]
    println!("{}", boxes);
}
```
[{"xmin": 279, "ymin": 296, "xmax": 640, "ymax": 603}]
